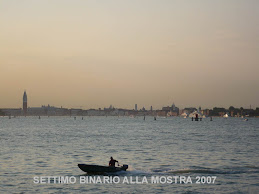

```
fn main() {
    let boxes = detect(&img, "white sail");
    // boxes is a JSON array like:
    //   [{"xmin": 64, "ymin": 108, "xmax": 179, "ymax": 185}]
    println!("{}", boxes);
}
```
[{"xmin": 223, "ymin": 113, "xmax": 229, "ymax": 118}]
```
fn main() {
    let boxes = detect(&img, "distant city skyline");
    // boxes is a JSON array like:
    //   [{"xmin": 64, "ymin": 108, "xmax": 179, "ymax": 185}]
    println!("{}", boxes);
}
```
[
  {"xmin": 0, "ymin": 90, "xmax": 256, "ymax": 110},
  {"xmin": 0, "ymin": 1, "xmax": 258, "ymax": 109},
  {"xmin": 1, "ymin": 90, "xmax": 258, "ymax": 118}
]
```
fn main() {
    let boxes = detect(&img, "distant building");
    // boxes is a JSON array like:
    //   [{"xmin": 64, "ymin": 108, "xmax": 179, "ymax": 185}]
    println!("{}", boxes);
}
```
[
  {"xmin": 150, "ymin": 106, "xmax": 153, "ymax": 111},
  {"xmin": 23, "ymin": 91, "xmax": 27, "ymax": 116},
  {"xmin": 104, "ymin": 105, "xmax": 115, "ymax": 111},
  {"xmin": 135, "ymin": 104, "xmax": 137, "ymax": 111},
  {"xmin": 1, "ymin": 108, "xmax": 22, "ymax": 116},
  {"xmin": 157, "ymin": 110, "xmax": 167, "ymax": 117},
  {"xmin": 172, "ymin": 103, "xmax": 176, "ymax": 110},
  {"xmin": 201, "ymin": 109, "xmax": 210, "ymax": 116},
  {"xmin": 184, "ymin": 107, "xmax": 197, "ymax": 114},
  {"xmin": 167, "ymin": 111, "xmax": 178, "ymax": 117},
  {"xmin": 162, "ymin": 106, "xmax": 171, "ymax": 112},
  {"xmin": 162, "ymin": 103, "xmax": 179, "ymax": 116},
  {"xmin": 70, "ymin": 108, "xmax": 83, "ymax": 116}
]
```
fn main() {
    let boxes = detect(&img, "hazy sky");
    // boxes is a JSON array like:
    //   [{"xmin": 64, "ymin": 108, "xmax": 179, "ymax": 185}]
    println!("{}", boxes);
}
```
[{"xmin": 0, "ymin": 0, "xmax": 258, "ymax": 109}]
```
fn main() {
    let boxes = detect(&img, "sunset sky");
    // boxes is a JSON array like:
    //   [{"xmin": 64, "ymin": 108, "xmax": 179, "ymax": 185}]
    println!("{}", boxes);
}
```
[{"xmin": 0, "ymin": 0, "xmax": 258, "ymax": 109}]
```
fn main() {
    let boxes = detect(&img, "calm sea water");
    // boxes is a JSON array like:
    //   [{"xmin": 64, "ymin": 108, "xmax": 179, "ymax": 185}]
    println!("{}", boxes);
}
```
[{"xmin": 0, "ymin": 116, "xmax": 258, "ymax": 193}]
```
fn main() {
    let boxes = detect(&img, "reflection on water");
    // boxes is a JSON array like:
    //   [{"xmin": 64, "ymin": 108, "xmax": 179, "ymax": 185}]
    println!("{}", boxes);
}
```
[{"xmin": 0, "ymin": 116, "xmax": 258, "ymax": 193}]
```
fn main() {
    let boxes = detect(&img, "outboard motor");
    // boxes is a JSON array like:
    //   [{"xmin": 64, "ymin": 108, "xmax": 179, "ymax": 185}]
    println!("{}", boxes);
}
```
[{"xmin": 122, "ymin": 164, "xmax": 128, "ymax": 171}]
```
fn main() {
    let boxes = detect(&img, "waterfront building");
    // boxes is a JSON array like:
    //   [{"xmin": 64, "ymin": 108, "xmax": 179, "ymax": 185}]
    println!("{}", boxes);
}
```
[
  {"xmin": 1, "ymin": 108, "xmax": 22, "ymax": 116},
  {"xmin": 162, "ymin": 103, "xmax": 179, "ymax": 116},
  {"xmin": 184, "ymin": 107, "xmax": 197, "ymax": 114}
]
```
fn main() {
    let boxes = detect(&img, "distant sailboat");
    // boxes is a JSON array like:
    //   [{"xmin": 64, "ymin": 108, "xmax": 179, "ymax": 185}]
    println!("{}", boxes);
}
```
[{"xmin": 223, "ymin": 113, "xmax": 229, "ymax": 118}]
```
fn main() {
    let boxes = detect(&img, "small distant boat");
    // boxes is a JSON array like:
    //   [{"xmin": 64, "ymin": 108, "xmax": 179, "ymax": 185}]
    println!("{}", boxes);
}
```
[
  {"xmin": 223, "ymin": 113, "xmax": 229, "ymax": 118},
  {"xmin": 78, "ymin": 164, "xmax": 128, "ymax": 173}
]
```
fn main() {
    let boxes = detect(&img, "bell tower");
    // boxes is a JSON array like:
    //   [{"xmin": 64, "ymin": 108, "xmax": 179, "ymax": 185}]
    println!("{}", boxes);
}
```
[{"xmin": 23, "ymin": 91, "xmax": 27, "ymax": 116}]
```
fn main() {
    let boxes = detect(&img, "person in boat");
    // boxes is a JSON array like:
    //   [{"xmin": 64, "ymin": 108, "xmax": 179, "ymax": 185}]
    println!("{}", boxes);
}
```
[{"xmin": 109, "ymin": 157, "xmax": 119, "ymax": 167}]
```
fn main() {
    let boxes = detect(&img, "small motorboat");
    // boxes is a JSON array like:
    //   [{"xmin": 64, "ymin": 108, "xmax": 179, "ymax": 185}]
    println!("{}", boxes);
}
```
[{"xmin": 78, "ymin": 164, "xmax": 128, "ymax": 173}]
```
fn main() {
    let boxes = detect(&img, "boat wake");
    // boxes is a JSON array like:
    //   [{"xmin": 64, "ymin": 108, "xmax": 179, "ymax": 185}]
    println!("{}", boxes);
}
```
[
  {"xmin": 124, "ymin": 165, "xmax": 259, "ymax": 176},
  {"xmin": 166, "ymin": 168, "xmax": 225, "ymax": 174}
]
